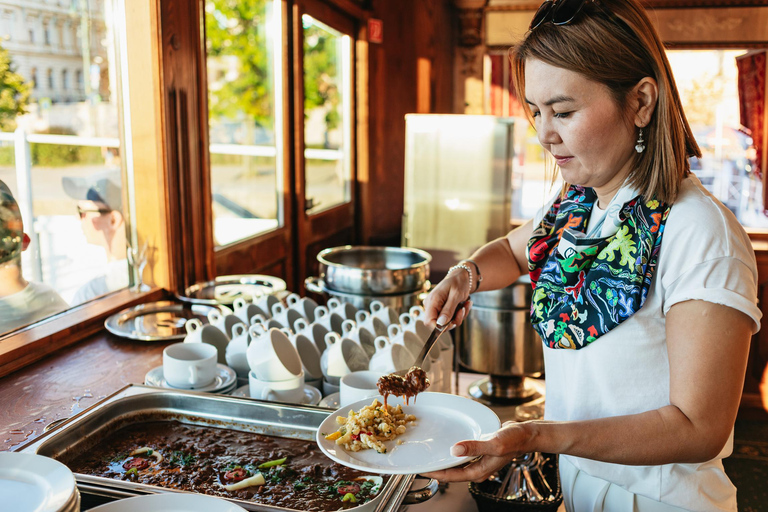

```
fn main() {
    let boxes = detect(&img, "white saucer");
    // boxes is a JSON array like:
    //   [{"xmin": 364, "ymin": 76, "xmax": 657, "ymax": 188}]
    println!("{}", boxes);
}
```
[
  {"xmin": 230, "ymin": 384, "xmax": 322, "ymax": 405},
  {"xmin": 145, "ymin": 364, "xmax": 237, "ymax": 393},
  {"xmin": 0, "ymin": 452, "xmax": 77, "ymax": 512},
  {"xmin": 318, "ymin": 391, "xmax": 340, "ymax": 409}
]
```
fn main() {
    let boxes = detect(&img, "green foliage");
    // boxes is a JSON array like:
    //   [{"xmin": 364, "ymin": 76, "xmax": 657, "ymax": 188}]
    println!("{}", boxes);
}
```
[
  {"xmin": 0, "ymin": 44, "xmax": 30, "ymax": 131},
  {"xmin": 206, "ymin": 0, "xmax": 273, "ymax": 129},
  {"xmin": 30, "ymin": 127, "xmax": 103, "ymax": 166},
  {"xmin": 303, "ymin": 22, "xmax": 340, "ymax": 132},
  {"xmin": 205, "ymin": 0, "xmax": 340, "ymax": 144}
]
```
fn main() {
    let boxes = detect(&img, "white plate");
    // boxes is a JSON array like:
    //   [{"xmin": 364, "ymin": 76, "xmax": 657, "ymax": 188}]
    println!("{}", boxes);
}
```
[
  {"xmin": 89, "ymin": 492, "xmax": 246, "ymax": 511},
  {"xmin": 230, "ymin": 384, "xmax": 322, "ymax": 405},
  {"xmin": 0, "ymin": 452, "xmax": 76, "ymax": 512},
  {"xmin": 144, "ymin": 364, "xmax": 237, "ymax": 393},
  {"xmin": 316, "ymin": 392, "xmax": 500, "ymax": 475},
  {"xmin": 318, "ymin": 391, "xmax": 340, "ymax": 409}
]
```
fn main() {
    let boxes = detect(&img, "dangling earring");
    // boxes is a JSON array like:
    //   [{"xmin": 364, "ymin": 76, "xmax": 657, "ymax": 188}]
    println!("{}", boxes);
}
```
[{"xmin": 635, "ymin": 128, "xmax": 646, "ymax": 154}]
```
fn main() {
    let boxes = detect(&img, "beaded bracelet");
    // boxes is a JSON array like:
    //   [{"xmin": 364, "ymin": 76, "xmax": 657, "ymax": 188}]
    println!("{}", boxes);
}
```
[
  {"xmin": 463, "ymin": 259, "xmax": 483, "ymax": 292},
  {"xmin": 448, "ymin": 263, "xmax": 473, "ymax": 300}
]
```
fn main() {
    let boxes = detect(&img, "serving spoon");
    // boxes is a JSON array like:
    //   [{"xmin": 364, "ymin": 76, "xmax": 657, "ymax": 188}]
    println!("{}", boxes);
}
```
[{"xmin": 391, "ymin": 300, "xmax": 468, "ymax": 378}]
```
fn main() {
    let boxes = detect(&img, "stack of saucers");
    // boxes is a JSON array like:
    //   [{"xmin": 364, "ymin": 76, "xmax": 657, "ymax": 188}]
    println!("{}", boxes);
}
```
[
  {"xmin": 0, "ymin": 452, "xmax": 80, "ymax": 512},
  {"xmin": 144, "ymin": 363, "xmax": 237, "ymax": 394}
]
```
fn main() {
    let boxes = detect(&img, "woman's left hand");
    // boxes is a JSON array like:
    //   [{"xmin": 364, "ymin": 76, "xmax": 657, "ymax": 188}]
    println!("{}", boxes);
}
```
[{"xmin": 421, "ymin": 421, "xmax": 531, "ymax": 483}]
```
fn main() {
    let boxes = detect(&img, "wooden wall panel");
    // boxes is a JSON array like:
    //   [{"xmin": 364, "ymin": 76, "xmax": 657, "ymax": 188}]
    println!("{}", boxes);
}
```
[{"xmin": 362, "ymin": 0, "xmax": 456, "ymax": 247}]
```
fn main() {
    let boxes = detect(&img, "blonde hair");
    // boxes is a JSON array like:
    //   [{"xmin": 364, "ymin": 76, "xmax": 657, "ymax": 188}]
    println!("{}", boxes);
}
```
[{"xmin": 511, "ymin": 0, "xmax": 700, "ymax": 204}]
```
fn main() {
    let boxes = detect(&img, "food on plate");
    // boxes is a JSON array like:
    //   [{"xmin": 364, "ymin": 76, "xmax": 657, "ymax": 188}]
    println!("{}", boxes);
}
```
[
  {"xmin": 324, "ymin": 399, "xmax": 416, "ymax": 454},
  {"xmin": 377, "ymin": 366, "xmax": 430, "ymax": 408},
  {"xmin": 66, "ymin": 421, "xmax": 387, "ymax": 511}
]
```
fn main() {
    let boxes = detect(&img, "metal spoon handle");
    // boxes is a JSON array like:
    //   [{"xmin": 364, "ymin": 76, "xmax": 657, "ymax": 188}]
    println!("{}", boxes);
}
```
[{"xmin": 412, "ymin": 300, "xmax": 467, "ymax": 369}]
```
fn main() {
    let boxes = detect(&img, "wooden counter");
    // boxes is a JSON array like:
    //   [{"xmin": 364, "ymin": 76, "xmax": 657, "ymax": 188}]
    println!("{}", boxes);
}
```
[{"xmin": 0, "ymin": 331, "xmax": 172, "ymax": 452}]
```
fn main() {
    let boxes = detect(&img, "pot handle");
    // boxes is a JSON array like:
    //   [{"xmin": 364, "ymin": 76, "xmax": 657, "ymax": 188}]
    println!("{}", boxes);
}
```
[
  {"xmin": 402, "ymin": 476, "xmax": 439, "ymax": 504},
  {"xmin": 305, "ymin": 276, "xmax": 325, "ymax": 294}
]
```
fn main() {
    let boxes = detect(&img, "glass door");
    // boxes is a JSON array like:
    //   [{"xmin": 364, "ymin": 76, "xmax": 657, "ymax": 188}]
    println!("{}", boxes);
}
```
[{"xmin": 293, "ymin": 0, "xmax": 356, "ymax": 288}]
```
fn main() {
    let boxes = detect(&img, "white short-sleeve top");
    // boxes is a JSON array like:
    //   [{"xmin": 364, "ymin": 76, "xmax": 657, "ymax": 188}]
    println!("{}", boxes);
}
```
[{"xmin": 537, "ymin": 174, "xmax": 761, "ymax": 512}]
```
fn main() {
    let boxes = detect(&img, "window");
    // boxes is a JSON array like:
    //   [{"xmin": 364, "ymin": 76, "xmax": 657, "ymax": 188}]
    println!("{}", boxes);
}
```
[
  {"xmin": 204, "ymin": 0, "xmax": 282, "ymax": 246},
  {"xmin": 28, "ymin": 29, "xmax": 34, "ymax": 44},
  {"xmin": 0, "ymin": 0, "xmax": 131, "ymax": 337},
  {"xmin": 76, "ymin": 69, "xmax": 82, "ymax": 91},
  {"xmin": 44, "ymin": 25, "xmax": 50, "ymax": 46},
  {"xmin": 667, "ymin": 49, "xmax": 767, "ymax": 228},
  {"xmin": 301, "ymin": 15, "xmax": 352, "ymax": 215}
]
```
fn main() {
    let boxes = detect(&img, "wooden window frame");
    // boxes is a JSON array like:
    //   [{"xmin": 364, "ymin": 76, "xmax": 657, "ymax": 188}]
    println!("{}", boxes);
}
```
[
  {"xmin": 0, "ymin": 0, "xmax": 372, "ymax": 379},
  {"xmin": 0, "ymin": 0, "xmax": 180, "ymax": 378}
]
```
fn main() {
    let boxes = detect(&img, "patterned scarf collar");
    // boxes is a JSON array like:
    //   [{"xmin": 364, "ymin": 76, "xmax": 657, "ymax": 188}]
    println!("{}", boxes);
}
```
[{"xmin": 527, "ymin": 184, "xmax": 670, "ymax": 349}]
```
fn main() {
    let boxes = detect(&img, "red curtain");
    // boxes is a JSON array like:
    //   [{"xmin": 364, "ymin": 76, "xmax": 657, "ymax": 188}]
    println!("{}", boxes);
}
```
[
  {"xmin": 736, "ymin": 51, "xmax": 766, "ymax": 208},
  {"xmin": 487, "ymin": 54, "xmax": 526, "ymax": 118}
]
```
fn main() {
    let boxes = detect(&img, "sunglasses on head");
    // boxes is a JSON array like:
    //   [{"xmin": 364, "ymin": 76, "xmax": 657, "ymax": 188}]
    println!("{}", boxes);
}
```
[
  {"xmin": 77, "ymin": 205, "xmax": 111, "ymax": 219},
  {"xmin": 529, "ymin": 0, "xmax": 594, "ymax": 30}
]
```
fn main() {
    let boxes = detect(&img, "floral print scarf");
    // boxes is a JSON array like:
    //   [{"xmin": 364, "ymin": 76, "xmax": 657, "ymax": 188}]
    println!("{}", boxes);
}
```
[{"xmin": 527, "ymin": 184, "xmax": 670, "ymax": 349}]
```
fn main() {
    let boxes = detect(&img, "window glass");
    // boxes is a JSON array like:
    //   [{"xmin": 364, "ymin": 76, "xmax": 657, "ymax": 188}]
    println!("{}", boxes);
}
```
[
  {"xmin": 667, "ymin": 49, "xmax": 767, "ymax": 227},
  {"xmin": 0, "ymin": 0, "xmax": 130, "ymax": 336},
  {"xmin": 302, "ymin": 15, "xmax": 351, "ymax": 214},
  {"xmin": 205, "ymin": 0, "xmax": 282, "ymax": 247}
]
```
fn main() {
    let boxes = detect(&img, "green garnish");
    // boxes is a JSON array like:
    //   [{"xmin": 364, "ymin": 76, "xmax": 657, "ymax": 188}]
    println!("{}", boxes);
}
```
[
  {"xmin": 342, "ymin": 493, "xmax": 357, "ymax": 503},
  {"xmin": 258, "ymin": 457, "xmax": 287, "ymax": 469},
  {"xmin": 125, "ymin": 468, "xmax": 138, "ymax": 476},
  {"xmin": 146, "ymin": 449, "xmax": 153, "ymax": 456},
  {"xmin": 168, "ymin": 451, "xmax": 196, "ymax": 467}
]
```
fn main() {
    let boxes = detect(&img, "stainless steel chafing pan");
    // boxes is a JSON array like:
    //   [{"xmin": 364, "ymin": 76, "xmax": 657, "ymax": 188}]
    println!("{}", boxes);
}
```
[{"xmin": 16, "ymin": 385, "xmax": 436, "ymax": 512}]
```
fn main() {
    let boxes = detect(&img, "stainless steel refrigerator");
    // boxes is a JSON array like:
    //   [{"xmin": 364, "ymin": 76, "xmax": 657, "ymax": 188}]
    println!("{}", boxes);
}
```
[{"xmin": 402, "ymin": 114, "xmax": 546, "ymax": 277}]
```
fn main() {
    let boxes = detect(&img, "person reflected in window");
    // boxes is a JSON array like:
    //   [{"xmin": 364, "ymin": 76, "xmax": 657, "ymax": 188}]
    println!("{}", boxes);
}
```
[
  {"xmin": 0, "ymin": 180, "xmax": 68, "ymax": 333},
  {"xmin": 62, "ymin": 170, "xmax": 129, "ymax": 305}
]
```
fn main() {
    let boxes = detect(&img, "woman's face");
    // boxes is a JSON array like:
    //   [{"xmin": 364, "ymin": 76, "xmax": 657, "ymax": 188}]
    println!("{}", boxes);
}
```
[{"xmin": 525, "ymin": 58, "xmax": 637, "ymax": 201}]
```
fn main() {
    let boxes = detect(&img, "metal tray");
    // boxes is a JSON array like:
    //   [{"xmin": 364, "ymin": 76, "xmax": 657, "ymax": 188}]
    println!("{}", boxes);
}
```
[
  {"xmin": 16, "ymin": 385, "xmax": 434, "ymax": 512},
  {"xmin": 178, "ymin": 275, "xmax": 287, "ymax": 306},
  {"xmin": 104, "ymin": 301, "xmax": 229, "ymax": 341}
]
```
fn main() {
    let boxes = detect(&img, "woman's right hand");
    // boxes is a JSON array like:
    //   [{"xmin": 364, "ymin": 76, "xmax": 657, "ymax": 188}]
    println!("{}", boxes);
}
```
[{"xmin": 423, "ymin": 268, "xmax": 472, "ymax": 329}]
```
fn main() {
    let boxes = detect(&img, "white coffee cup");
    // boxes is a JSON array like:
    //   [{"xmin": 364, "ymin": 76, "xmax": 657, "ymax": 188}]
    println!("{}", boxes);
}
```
[
  {"xmin": 368, "ymin": 336, "xmax": 413, "ymax": 374},
  {"xmin": 327, "ymin": 298, "xmax": 358, "ymax": 321},
  {"xmin": 341, "ymin": 319, "xmax": 376, "ymax": 358},
  {"xmin": 163, "ymin": 342, "xmax": 218, "ymax": 389},
  {"xmin": 286, "ymin": 293, "xmax": 319, "ymax": 323},
  {"xmin": 355, "ymin": 309, "xmax": 388, "ymax": 337},
  {"xmin": 322, "ymin": 378, "xmax": 340, "ymax": 396},
  {"xmin": 294, "ymin": 318, "xmax": 330, "ymax": 353},
  {"xmin": 233, "ymin": 297, "xmax": 271, "ymax": 325},
  {"xmin": 184, "ymin": 318, "xmax": 230, "ymax": 364},
  {"xmin": 387, "ymin": 324, "xmax": 428, "ymax": 372},
  {"xmin": 249, "ymin": 370, "xmax": 305, "ymax": 403},
  {"xmin": 251, "ymin": 292, "xmax": 280, "ymax": 318},
  {"xmin": 250, "ymin": 313, "xmax": 284, "ymax": 331},
  {"xmin": 340, "ymin": 370, "xmax": 382, "ymax": 408},
  {"xmin": 225, "ymin": 323, "xmax": 251, "ymax": 378},
  {"xmin": 246, "ymin": 326, "xmax": 303, "ymax": 381},
  {"xmin": 280, "ymin": 328, "xmax": 323, "ymax": 380},
  {"xmin": 313, "ymin": 305, "xmax": 345, "ymax": 334},
  {"xmin": 271, "ymin": 302, "xmax": 305, "ymax": 332},
  {"xmin": 320, "ymin": 331, "xmax": 370, "ymax": 383},
  {"xmin": 207, "ymin": 310, "xmax": 246, "ymax": 340},
  {"xmin": 370, "ymin": 300, "xmax": 399, "ymax": 326}
]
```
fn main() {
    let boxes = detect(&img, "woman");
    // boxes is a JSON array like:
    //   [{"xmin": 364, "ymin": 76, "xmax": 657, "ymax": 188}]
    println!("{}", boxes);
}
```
[{"xmin": 421, "ymin": 0, "xmax": 761, "ymax": 510}]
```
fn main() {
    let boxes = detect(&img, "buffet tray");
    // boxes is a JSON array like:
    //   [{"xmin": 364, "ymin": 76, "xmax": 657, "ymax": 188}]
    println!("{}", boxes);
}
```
[{"xmin": 15, "ymin": 385, "xmax": 430, "ymax": 512}]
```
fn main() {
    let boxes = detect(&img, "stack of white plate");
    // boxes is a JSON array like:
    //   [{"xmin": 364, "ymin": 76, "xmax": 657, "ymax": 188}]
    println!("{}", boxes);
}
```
[
  {"xmin": 89, "ymin": 493, "xmax": 247, "ymax": 511},
  {"xmin": 0, "ymin": 452, "xmax": 79, "ymax": 512},
  {"xmin": 144, "ymin": 363, "xmax": 238, "ymax": 394}
]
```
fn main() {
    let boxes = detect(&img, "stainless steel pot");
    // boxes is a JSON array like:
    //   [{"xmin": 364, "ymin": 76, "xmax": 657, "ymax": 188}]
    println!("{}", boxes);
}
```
[
  {"xmin": 317, "ymin": 246, "xmax": 431, "ymax": 295},
  {"xmin": 458, "ymin": 276, "xmax": 544, "ymax": 377},
  {"xmin": 305, "ymin": 276, "xmax": 428, "ymax": 315}
]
